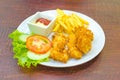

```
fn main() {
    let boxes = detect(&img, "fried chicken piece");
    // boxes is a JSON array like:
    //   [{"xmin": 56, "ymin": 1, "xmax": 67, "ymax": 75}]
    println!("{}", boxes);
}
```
[
  {"xmin": 50, "ymin": 33, "xmax": 69, "ymax": 63},
  {"xmin": 67, "ymin": 43, "xmax": 82, "ymax": 59},
  {"xmin": 68, "ymin": 34, "xmax": 76, "ymax": 44},
  {"xmin": 52, "ymin": 33, "xmax": 67, "ymax": 50},
  {"xmin": 67, "ymin": 34, "xmax": 82, "ymax": 59},
  {"xmin": 50, "ymin": 49, "xmax": 69, "ymax": 63},
  {"xmin": 75, "ymin": 27, "xmax": 94, "ymax": 54}
]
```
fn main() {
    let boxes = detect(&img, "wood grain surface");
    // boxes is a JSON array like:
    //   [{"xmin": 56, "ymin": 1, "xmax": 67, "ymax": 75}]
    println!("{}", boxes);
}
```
[{"xmin": 0, "ymin": 0, "xmax": 120, "ymax": 80}]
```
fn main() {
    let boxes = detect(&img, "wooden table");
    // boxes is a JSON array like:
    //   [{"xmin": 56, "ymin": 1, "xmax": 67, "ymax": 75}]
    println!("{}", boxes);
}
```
[{"xmin": 0, "ymin": 0, "xmax": 120, "ymax": 80}]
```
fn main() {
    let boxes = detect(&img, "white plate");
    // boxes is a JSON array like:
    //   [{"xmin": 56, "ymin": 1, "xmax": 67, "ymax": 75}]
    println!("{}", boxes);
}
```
[{"xmin": 17, "ymin": 10, "xmax": 105, "ymax": 68}]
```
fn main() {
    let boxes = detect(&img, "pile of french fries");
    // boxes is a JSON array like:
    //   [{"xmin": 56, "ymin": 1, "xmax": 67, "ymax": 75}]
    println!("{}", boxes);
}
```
[{"xmin": 53, "ymin": 9, "xmax": 89, "ymax": 34}]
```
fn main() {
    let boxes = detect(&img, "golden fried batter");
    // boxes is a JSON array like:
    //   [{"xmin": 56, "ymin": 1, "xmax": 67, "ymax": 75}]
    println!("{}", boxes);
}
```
[
  {"xmin": 68, "ymin": 45, "xmax": 82, "ymax": 59},
  {"xmin": 50, "ymin": 33, "xmax": 69, "ymax": 63},
  {"xmin": 67, "ymin": 34, "xmax": 82, "ymax": 59},
  {"xmin": 75, "ymin": 27, "xmax": 94, "ymax": 53},
  {"xmin": 52, "ymin": 33, "xmax": 67, "ymax": 50},
  {"xmin": 50, "ymin": 27, "xmax": 94, "ymax": 63},
  {"xmin": 50, "ymin": 48, "xmax": 69, "ymax": 63}
]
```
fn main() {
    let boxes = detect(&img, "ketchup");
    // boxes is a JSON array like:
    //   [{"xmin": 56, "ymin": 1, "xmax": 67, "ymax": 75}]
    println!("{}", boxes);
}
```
[{"xmin": 36, "ymin": 18, "xmax": 51, "ymax": 25}]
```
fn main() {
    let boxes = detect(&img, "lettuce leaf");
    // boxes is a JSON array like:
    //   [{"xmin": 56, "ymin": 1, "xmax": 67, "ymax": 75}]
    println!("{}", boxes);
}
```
[{"xmin": 9, "ymin": 30, "xmax": 49, "ymax": 68}]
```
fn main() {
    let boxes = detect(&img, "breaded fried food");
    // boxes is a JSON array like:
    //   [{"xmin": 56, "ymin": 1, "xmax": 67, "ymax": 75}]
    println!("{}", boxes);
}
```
[
  {"xmin": 68, "ymin": 34, "xmax": 76, "ymax": 44},
  {"xmin": 50, "ymin": 33, "xmax": 69, "ymax": 63},
  {"xmin": 75, "ymin": 27, "xmax": 94, "ymax": 53},
  {"xmin": 50, "ymin": 27, "xmax": 94, "ymax": 62},
  {"xmin": 67, "ymin": 44, "xmax": 82, "ymax": 59},
  {"xmin": 52, "ymin": 33, "xmax": 67, "ymax": 50},
  {"xmin": 67, "ymin": 34, "xmax": 82, "ymax": 59},
  {"xmin": 50, "ymin": 49, "xmax": 69, "ymax": 63}
]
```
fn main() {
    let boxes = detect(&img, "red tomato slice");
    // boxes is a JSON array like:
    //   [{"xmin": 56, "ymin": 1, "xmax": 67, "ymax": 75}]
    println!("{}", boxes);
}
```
[{"xmin": 26, "ymin": 35, "xmax": 52, "ymax": 54}]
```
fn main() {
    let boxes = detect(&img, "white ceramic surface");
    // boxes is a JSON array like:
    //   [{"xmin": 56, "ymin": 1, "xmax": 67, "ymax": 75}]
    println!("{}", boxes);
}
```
[{"xmin": 27, "ymin": 12, "xmax": 56, "ymax": 36}]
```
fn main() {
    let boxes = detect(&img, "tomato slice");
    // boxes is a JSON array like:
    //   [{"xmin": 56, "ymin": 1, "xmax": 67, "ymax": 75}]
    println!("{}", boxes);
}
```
[{"xmin": 26, "ymin": 35, "xmax": 52, "ymax": 54}]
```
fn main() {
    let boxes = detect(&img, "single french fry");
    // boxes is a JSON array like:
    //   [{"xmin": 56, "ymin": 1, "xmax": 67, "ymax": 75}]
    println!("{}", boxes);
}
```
[
  {"xmin": 58, "ymin": 20, "xmax": 68, "ymax": 30},
  {"xmin": 74, "ymin": 14, "xmax": 89, "ymax": 25},
  {"xmin": 57, "ymin": 9, "xmax": 64, "ymax": 15},
  {"xmin": 53, "ymin": 24, "xmax": 60, "ymax": 32},
  {"xmin": 71, "ymin": 14, "xmax": 83, "ymax": 27},
  {"xmin": 65, "ymin": 20, "xmax": 73, "ymax": 33},
  {"xmin": 68, "ymin": 18, "xmax": 74, "ymax": 27}
]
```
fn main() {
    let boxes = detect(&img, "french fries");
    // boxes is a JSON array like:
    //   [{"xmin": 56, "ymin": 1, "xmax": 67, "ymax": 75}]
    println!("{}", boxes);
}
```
[{"xmin": 53, "ymin": 9, "xmax": 89, "ymax": 34}]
